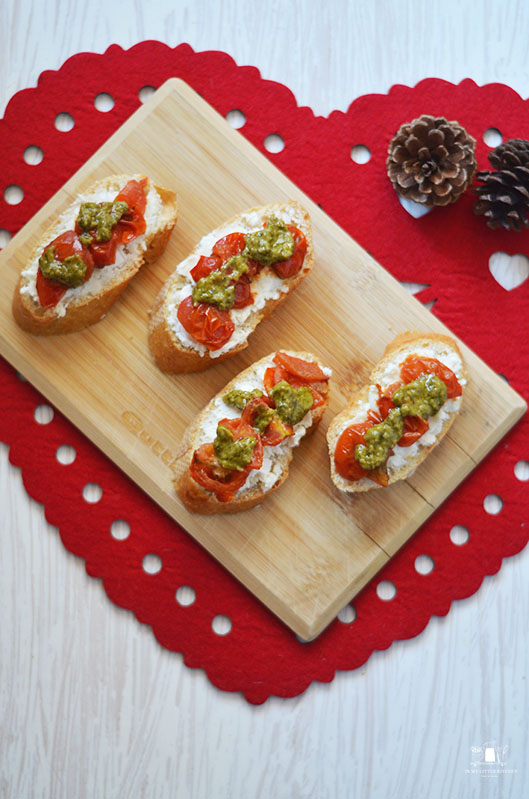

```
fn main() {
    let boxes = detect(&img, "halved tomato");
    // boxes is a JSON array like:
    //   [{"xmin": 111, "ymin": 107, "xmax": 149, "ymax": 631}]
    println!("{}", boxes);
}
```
[
  {"xmin": 36, "ymin": 230, "xmax": 94, "ymax": 308},
  {"xmin": 177, "ymin": 295, "xmax": 234, "ymax": 350},
  {"xmin": 400, "ymin": 355, "xmax": 462, "ymax": 399},
  {"xmin": 190, "ymin": 443, "xmax": 250, "ymax": 502},
  {"xmin": 272, "ymin": 226, "xmax": 307, "ymax": 279}
]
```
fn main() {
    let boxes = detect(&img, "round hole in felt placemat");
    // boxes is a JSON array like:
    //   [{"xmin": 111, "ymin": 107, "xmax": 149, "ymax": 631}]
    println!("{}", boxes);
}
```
[
  {"xmin": 376, "ymin": 580, "xmax": 397, "ymax": 601},
  {"xmin": 350, "ymin": 144, "xmax": 371, "ymax": 164},
  {"xmin": 34, "ymin": 404, "xmax": 54, "ymax": 424},
  {"xmin": 176, "ymin": 586, "xmax": 196, "ymax": 606},
  {"xmin": 414, "ymin": 555, "xmax": 434, "ymax": 575},
  {"xmin": 0, "ymin": 229, "xmax": 12, "ymax": 248},
  {"xmin": 484, "ymin": 494, "xmax": 503, "ymax": 515},
  {"xmin": 337, "ymin": 605, "xmax": 356, "ymax": 624},
  {"xmin": 54, "ymin": 112, "xmax": 74, "ymax": 132},
  {"xmin": 56, "ymin": 445, "xmax": 76, "ymax": 465},
  {"xmin": 82, "ymin": 483, "xmax": 102, "ymax": 503},
  {"xmin": 94, "ymin": 92, "xmax": 114, "ymax": 112},
  {"xmin": 4, "ymin": 185, "xmax": 23, "ymax": 205},
  {"xmin": 450, "ymin": 525, "xmax": 470, "ymax": 546},
  {"xmin": 138, "ymin": 85, "xmax": 155, "ymax": 103},
  {"xmin": 514, "ymin": 461, "xmax": 529, "ymax": 481},
  {"xmin": 483, "ymin": 127, "xmax": 502, "ymax": 147},
  {"xmin": 212, "ymin": 615, "xmax": 232, "ymax": 635},
  {"xmin": 110, "ymin": 520, "xmax": 130, "ymax": 541},
  {"xmin": 142, "ymin": 553, "xmax": 162, "ymax": 574},
  {"xmin": 23, "ymin": 145, "xmax": 44, "ymax": 165},
  {"xmin": 226, "ymin": 109, "xmax": 246, "ymax": 129},
  {"xmin": 264, "ymin": 133, "xmax": 284, "ymax": 153}
]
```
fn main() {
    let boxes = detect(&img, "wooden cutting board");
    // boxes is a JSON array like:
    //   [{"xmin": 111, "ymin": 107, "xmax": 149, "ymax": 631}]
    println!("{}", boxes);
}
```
[{"xmin": 0, "ymin": 78, "xmax": 525, "ymax": 640}]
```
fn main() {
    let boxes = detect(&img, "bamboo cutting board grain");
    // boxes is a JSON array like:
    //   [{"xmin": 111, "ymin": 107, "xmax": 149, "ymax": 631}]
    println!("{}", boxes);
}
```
[{"xmin": 0, "ymin": 79, "xmax": 525, "ymax": 639}]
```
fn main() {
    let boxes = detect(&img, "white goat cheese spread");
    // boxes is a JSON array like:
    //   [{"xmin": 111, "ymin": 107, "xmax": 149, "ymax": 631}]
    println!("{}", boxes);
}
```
[
  {"xmin": 20, "ymin": 176, "xmax": 162, "ymax": 318},
  {"xmin": 166, "ymin": 205, "xmax": 307, "ymax": 358}
]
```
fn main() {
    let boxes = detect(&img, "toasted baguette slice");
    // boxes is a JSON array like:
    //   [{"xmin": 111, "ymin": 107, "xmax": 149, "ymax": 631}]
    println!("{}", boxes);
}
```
[
  {"xmin": 175, "ymin": 351, "xmax": 331, "ymax": 514},
  {"xmin": 327, "ymin": 332, "xmax": 467, "ymax": 493},
  {"xmin": 148, "ymin": 202, "xmax": 314, "ymax": 373},
  {"xmin": 13, "ymin": 174, "xmax": 178, "ymax": 335}
]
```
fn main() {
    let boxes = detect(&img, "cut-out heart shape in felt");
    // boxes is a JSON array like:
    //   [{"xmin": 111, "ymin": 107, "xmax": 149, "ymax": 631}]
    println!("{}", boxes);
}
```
[
  {"xmin": 0, "ymin": 43, "xmax": 528, "ymax": 704},
  {"xmin": 489, "ymin": 252, "xmax": 529, "ymax": 291}
]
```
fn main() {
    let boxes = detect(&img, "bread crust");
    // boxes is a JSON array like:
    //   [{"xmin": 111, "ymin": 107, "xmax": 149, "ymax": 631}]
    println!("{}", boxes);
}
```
[
  {"xmin": 174, "ymin": 351, "xmax": 330, "ymax": 514},
  {"xmin": 148, "ymin": 202, "xmax": 314, "ymax": 373},
  {"xmin": 12, "ymin": 175, "xmax": 178, "ymax": 336},
  {"xmin": 327, "ymin": 332, "xmax": 467, "ymax": 493}
]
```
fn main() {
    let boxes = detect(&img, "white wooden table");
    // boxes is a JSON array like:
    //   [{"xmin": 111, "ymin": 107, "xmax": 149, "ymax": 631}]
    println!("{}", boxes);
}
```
[{"xmin": 1, "ymin": 2, "xmax": 528, "ymax": 797}]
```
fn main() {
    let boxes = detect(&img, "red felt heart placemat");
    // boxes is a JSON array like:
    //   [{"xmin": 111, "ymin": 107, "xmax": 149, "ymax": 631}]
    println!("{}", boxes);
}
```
[{"xmin": 1, "ymin": 42, "xmax": 528, "ymax": 704}]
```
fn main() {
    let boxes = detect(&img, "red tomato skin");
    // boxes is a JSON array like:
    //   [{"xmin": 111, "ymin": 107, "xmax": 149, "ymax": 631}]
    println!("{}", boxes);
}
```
[
  {"xmin": 190, "ymin": 255, "xmax": 222, "ymax": 282},
  {"xmin": 232, "ymin": 275, "xmax": 254, "ymax": 308},
  {"xmin": 399, "ymin": 355, "xmax": 462, "ymax": 399},
  {"xmin": 176, "ymin": 295, "xmax": 234, "ymax": 350},
  {"xmin": 212, "ymin": 232, "xmax": 246, "ymax": 261},
  {"xmin": 36, "ymin": 231, "xmax": 94, "ymax": 308},
  {"xmin": 273, "ymin": 351, "xmax": 327, "ymax": 382},
  {"xmin": 190, "ymin": 443, "xmax": 250, "ymax": 502},
  {"xmin": 272, "ymin": 226, "xmax": 307, "ymax": 279}
]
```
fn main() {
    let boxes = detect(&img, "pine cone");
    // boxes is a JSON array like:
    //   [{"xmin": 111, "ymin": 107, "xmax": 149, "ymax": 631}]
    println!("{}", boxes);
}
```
[
  {"xmin": 387, "ymin": 115, "xmax": 477, "ymax": 207},
  {"xmin": 473, "ymin": 139, "xmax": 529, "ymax": 230}
]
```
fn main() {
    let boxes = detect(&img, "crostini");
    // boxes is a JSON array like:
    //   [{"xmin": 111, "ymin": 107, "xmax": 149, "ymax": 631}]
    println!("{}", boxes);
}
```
[
  {"xmin": 148, "ymin": 202, "xmax": 314, "ymax": 373},
  {"xmin": 327, "ymin": 332, "xmax": 467, "ymax": 492},
  {"xmin": 175, "ymin": 351, "xmax": 331, "ymax": 514},
  {"xmin": 13, "ymin": 174, "xmax": 178, "ymax": 335}
]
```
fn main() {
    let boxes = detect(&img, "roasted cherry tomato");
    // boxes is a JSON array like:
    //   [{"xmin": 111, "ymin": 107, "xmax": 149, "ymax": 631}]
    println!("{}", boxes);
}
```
[
  {"xmin": 264, "ymin": 364, "xmax": 289, "ymax": 394},
  {"xmin": 274, "ymin": 351, "xmax": 327, "ymax": 382},
  {"xmin": 177, "ymin": 295, "xmax": 235, "ymax": 350},
  {"xmin": 80, "ymin": 230, "xmax": 119, "ymax": 267},
  {"xmin": 115, "ymin": 178, "xmax": 147, "ymax": 243},
  {"xmin": 376, "ymin": 383, "xmax": 429, "ymax": 446},
  {"xmin": 334, "ymin": 411, "xmax": 390, "ymax": 486},
  {"xmin": 212, "ymin": 232, "xmax": 246, "ymax": 262},
  {"xmin": 400, "ymin": 355, "xmax": 462, "ymax": 399},
  {"xmin": 217, "ymin": 416, "xmax": 264, "ymax": 470},
  {"xmin": 36, "ymin": 230, "xmax": 94, "ymax": 308},
  {"xmin": 241, "ymin": 396, "xmax": 294, "ymax": 446},
  {"xmin": 264, "ymin": 357, "xmax": 326, "ymax": 408},
  {"xmin": 190, "ymin": 255, "xmax": 222, "ymax": 282},
  {"xmin": 190, "ymin": 443, "xmax": 250, "ymax": 502},
  {"xmin": 398, "ymin": 415, "xmax": 430, "ymax": 447},
  {"xmin": 246, "ymin": 258, "xmax": 262, "ymax": 278},
  {"xmin": 232, "ymin": 274, "xmax": 254, "ymax": 308},
  {"xmin": 272, "ymin": 226, "xmax": 307, "ymax": 279}
]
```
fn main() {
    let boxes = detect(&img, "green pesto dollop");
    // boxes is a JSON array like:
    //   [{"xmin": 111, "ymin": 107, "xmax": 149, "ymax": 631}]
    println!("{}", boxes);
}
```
[
  {"xmin": 355, "ymin": 408, "xmax": 404, "ymax": 471},
  {"xmin": 244, "ymin": 216, "xmax": 294, "ymax": 266},
  {"xmin": 76, "ymin": 200, "xmax": 129, "ymax": 242},
  {"xmin": 192, "ymin": 254, "xmax": 248, "ymax": 310},
  {"xmin": 213, "ymin": 424, "xmax": 256, "ymax": 471},
  {"xmin": 38, "ymin": 246, "xmax": 87, "ymax": 288},
  {"xmin": 223, "ymin": 388, "xmax": 264, "ymax": 410},
  {"xmin": 253, "ymin": 405, "xmax": 276, "ymax": 434},
  {"xmin": 392, "ymin": 374, "xmax": 447, "ymax": 419},
  {"xmin": 269, "ymin": 380, "xmax": 313, "ymax": 426}
]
